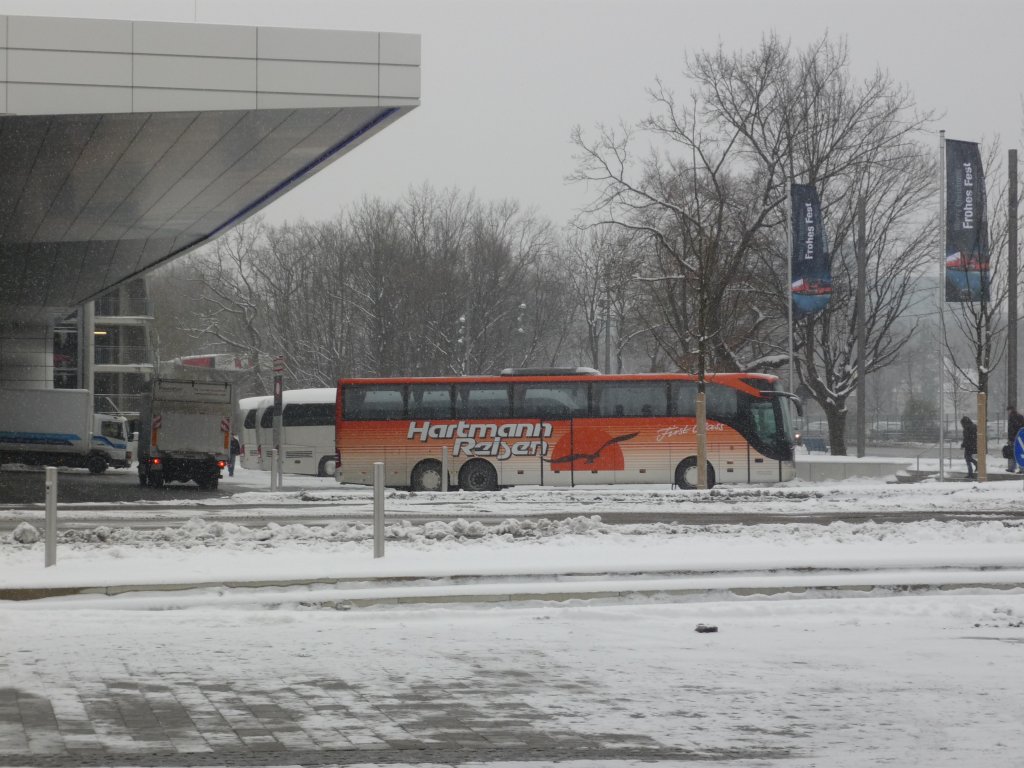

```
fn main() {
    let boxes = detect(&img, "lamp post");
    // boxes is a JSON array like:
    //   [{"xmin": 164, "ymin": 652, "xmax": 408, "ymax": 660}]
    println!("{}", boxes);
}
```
[{"xmin": 457, "ymin": 315, "xmax": 467, "ymax": 374}]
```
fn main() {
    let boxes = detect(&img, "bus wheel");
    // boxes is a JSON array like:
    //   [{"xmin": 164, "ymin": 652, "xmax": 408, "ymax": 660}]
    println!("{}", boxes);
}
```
[
  {"xmin": 675, "ymin": 458, "xmax": 716, "ymax": 490},
  {"xmin": 317, "ymin": 456, "xmax": 335, "ymax": 477},
  {"xmin": 459, "ymin": 460, "xmax": 497, "ymax": 492},
  {"xmin": 411, "ymin": 460, "xmax": 444, "ymax": 492}
]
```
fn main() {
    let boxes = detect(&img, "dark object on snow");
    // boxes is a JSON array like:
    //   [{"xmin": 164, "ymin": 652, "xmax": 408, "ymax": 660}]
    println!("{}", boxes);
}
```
[{"xmin": 695, "ymin": 623, "xmax": 718, "ymax": 633}]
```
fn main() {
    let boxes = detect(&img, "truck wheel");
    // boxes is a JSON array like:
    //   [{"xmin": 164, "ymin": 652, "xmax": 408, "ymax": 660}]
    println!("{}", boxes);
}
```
[
  {"xmin": 148, "ymin": 472, "xmax": 164, "ymax": 489},
  {"xmin": 87, "ymin": 455, "xmax": 108, "ymax": 475}
]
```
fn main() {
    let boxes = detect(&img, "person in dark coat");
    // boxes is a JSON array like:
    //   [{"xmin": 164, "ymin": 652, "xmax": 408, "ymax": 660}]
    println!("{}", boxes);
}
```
[
  {"xmin": 1007, "ymin": 407, "xmax": 1024, "ymax": 472},
  {"xmin": 960, "ymin": 416, "xmax": 978, "ymax": 479},
  {"xmin": 229, "ymin": 434, "xmax": 241, "ymax": 477}
]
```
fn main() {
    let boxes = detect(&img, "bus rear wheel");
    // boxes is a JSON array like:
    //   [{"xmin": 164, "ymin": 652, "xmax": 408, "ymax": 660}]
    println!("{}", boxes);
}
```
[
  {"xmin": 411, "ymin": 459, "xmax": 444, "ymax": 492},
  {"xmin": 675, "ymin": 457, "xmax": 716, "ymax": 490},
  {"xmin": 459, "ymin": 460, "xmax": 497, "ymax": 492},
  {"xmin": 316, "ymin": 456, "xmax": 334, "ymax": 477}
]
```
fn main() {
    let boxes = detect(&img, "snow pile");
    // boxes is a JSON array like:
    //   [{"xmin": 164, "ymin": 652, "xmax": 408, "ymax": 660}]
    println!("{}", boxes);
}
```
[
  {"xmin": 11, "ymin": 521, "xmax": 39, "ymax": 544},
  {"xmin": 7, "ymin": 515, "xmax": 1024, "ymax": 553}
]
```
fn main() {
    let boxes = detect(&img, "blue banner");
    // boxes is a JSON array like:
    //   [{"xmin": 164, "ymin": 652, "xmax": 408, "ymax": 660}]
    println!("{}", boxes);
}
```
[
  {"xmin": 790, "ymin": 184, "xmax": 832, "ymax": 318},
  {"xmin": 945, "ymin": 139, "xmax": 989, "ymax": 302}
]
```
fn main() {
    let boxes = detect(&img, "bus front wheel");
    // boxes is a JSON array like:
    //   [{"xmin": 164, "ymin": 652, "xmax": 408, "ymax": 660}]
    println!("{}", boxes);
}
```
[
  {"xmin": 459, "ymin": 460, "xmax": 497, "ymax": 492},
  {"xmin": 675, "ymin": 458, "xmax": 716, "ymax": 490},
  {"xmin": 411, "ymin": 459, "xmax": 444, "ymax": 492}
]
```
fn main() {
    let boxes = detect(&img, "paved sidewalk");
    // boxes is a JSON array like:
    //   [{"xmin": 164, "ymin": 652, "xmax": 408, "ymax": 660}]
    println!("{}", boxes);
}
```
[
  {"xmin": 5, "ymin": 592, "xmax": 1024, "ymax": 767},
  {"xmin": 0, "ymin": 603, "xmax": 789, "ymax": 768}
]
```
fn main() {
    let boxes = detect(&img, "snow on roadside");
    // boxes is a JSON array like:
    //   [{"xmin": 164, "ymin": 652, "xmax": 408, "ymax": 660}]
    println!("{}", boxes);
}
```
[{"xmin": 3, "ymin": 513, "xmax": 1024, "ymax": 590}]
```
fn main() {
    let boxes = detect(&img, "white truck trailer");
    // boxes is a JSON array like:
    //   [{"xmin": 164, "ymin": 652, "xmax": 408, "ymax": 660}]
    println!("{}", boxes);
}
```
[
  {"xmin": 0, "ymin": 388, "xmax": 130, "ymax": 473},
  {"xmin": 136, "ymin": 376, "xmax": 233, "ymax": 490}
]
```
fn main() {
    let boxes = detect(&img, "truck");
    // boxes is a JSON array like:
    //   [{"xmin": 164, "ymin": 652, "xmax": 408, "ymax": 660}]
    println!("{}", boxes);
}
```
[
  {"xmin": 0, "ymin": 388, "xmax": 130, "ymax": 473},
  {"xmin": 136, "ymin": 376, "xmax": 233, "ymax": 490}
]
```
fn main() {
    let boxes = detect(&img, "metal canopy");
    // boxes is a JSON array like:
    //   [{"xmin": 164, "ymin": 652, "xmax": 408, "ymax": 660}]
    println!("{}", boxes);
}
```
[
  {"xmin": 0, "ymin": 15, "xmax": 420, "ymax": 325},
  {"xmin": 0, "ymin": 105, "xmax": 399, "ymax": 321}
]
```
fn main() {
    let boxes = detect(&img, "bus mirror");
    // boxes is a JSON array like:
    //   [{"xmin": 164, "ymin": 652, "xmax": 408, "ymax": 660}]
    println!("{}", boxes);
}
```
[{"xmin": 775, "ymin": 392, "xmax": 804, "ymax": 418}]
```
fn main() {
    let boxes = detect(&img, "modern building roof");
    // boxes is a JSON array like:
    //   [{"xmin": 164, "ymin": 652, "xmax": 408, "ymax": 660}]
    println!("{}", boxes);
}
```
[{"xmin": 0, "ymin": 15, "xmax": 419, "ymax": 324}]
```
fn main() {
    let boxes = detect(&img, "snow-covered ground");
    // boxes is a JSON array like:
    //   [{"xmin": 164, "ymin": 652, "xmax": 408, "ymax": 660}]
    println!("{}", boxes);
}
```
[
  {"xmin": 4, "ymin": 465, "xmax": 1024, "ymax": 766},
  {"xmin": 3, "ymin": 592, "xmax": 1024, "ymax": 766}
]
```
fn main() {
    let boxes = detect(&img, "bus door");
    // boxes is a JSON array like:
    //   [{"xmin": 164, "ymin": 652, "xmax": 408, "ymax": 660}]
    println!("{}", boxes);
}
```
[
  {"xmin": 706, "ymin": 384, "xmax": 749, "ymax": 485},
  {"xmin": 256, "ymin": 403, "xmax": 274, "ymax": 470},
  {"xmin": 746, "ymin": 399, "xmax": 783, "ymax": 483},
  {"xmin": 239, "ymin": 402, "xmax": 263, "ymax": 470}
]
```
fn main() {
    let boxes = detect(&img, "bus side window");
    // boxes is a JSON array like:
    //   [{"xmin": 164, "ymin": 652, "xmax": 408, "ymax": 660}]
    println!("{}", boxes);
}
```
[
  {"xmin": 408, "ymin": 384, "xmax": 453, "ymax": 420},
  {"xmin": 283, "ymin": 403, "xmax": 335, "ymax": 427},
  {"xmin": 344, "ymin": 385, "xmax": 405, "ymax": 420},
  {"xmin": 455, "ymin": 384, "xmax": 511, "ymax": 419},
  {"xmin": 671, "ymin": 381, "xmax": 697, "ymax": 417},
  {"xmin": 706, "ymin": 384, "xmax": 738, "ymax": 421},
  {"xmin": 513, "ymin": 383, "xmax": 588, "ymax": 419},
  {"xmin": 594, "ymin": 382, "xmax": 667, "ymax": 417},
  {"xmin": 670, "ymin": 381, "xmax": 737, "ymax": 421}
]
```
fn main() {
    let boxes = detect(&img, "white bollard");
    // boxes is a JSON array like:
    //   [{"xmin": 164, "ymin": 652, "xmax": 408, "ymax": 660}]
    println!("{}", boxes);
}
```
[
  {"xmin": 45, "ymin": 466, "xmax": 57, "ymax": 567},
  {"xmin": 373, "ymin": 461, "xmax": 385, "ymax": 558},
  {"xmin": 270, "ymin": 448, "xmax": 279, "ymax": 491},
  {"xmin": 441, "ymin": 446, "xmax": 449, "ymax": 492}
]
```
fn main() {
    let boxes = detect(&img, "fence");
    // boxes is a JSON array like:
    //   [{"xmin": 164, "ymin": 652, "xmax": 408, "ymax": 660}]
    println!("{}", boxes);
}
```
[{"xmin": 802, "ymin": 416, "xmax": 1011, "ymax": 445}]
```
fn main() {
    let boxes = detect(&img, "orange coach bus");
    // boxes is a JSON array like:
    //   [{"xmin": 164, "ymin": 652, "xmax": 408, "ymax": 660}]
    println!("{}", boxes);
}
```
[{"xmin": 333, "ymin": 368, "xmax": 799, "ymax": 491}]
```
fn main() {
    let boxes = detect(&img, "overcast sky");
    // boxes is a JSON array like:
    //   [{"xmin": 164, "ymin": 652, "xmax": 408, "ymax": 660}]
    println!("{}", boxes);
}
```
[{"xmin": 2, "ymin": 0, "xmax": 1022, "ymax": 228}]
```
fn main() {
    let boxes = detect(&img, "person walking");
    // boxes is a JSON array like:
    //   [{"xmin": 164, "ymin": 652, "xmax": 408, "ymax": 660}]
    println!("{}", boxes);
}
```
[
  {"xmin": 960, "ymin": 416, "xmax": 978, "ymax": 479},
  {"xmin": 1007, "ymin": 407, "xmax": 1024, "ymax": 472},
  {"xmin": 229, "ymin": 434, "xmax": 241, "ymax": 477}
]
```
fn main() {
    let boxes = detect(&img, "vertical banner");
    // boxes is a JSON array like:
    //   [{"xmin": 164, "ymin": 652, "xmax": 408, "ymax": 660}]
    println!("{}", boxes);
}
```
[
  {"xmin": 790, "ymin": 184, "xmax": 832, "ymax": 317},
  {"xmin": 945, "ymin": 139, "xmax": 990, "ymax": 302}
]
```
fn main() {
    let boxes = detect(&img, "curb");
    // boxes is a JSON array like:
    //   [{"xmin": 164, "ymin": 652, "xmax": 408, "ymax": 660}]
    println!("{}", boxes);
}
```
[{"xmin": 4, "ymin": 567, "xmax": 1024, "ymax": 606}]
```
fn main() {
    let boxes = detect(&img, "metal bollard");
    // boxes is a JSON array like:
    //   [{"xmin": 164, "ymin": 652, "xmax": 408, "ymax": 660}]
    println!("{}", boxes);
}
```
[
  {"xmin": 373, "ymin": 461, "xmax": 385, "ymax": 558},
  {"xmin": 270, "ymin": 448, "xmax": 278, "ymax": 491},
  {"xmin": 441, "ymin": 446, "xmax": 449, "ymax": 492},
  {"xmin": 45, "ymin": 466, "xmax": 57, "ymax": 567}
]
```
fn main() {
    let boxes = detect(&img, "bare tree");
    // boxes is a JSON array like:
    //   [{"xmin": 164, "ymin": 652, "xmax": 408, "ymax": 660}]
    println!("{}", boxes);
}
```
[{"xmin": 572, "ymin": 33, "xmax": 936, "ymax": 455}]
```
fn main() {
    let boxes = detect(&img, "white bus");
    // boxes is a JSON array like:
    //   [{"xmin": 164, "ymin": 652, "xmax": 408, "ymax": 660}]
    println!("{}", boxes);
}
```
[
  {"xmin": 253, "ymin": 388, "xmax": 336, "ymax": 476},
  {"xmin": 238, "ymin": 395, "xmax": 270, "ymax": 470}
]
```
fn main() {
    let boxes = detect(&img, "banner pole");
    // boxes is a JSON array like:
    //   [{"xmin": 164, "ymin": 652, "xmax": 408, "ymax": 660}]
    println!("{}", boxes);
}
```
[
  {"xmin": 938, "ymin": 130, "xmax": 947, "ymax": 482},
  {"xmin": 786, "ymin": 184, "xmax": 795, "ymax": 396}
]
